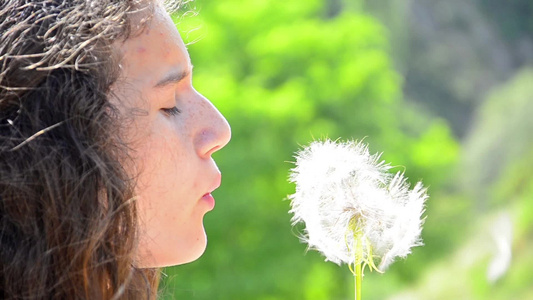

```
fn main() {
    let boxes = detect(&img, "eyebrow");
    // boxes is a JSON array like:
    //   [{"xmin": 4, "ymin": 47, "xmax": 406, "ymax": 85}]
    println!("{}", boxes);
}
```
[{"xmin": 154, "ymin": 66, "xmax": 192, "ymax": 88}]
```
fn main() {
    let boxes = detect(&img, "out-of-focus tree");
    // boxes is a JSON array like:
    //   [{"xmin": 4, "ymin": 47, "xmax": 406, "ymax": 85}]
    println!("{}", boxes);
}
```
[
  {"xmin": 390, "ymin": 68, "xmax": 533, "ymax": 300},
  {"xmin": 462, "ymin": 69, "xmax": 533, "ymax": 207},
  {"xmin": 363, "ymin": 0, "xmax": 533, "ymax": 138}
]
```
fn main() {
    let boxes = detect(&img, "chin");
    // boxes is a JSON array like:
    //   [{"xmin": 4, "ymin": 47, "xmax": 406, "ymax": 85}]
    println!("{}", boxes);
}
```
[
  {"xmin": 136, "ymin": 229, "xmax": 208, "ymax": 268},
  {"xmin": 176, "ymin": 231, "xmax": 208, "ymax": 265}
]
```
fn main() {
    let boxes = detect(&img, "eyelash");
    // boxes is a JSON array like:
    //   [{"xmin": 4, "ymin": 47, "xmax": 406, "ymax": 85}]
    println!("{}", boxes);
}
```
[{"xmin": 162, "ymin": 106, "xmax": 181, "ymax": 116}]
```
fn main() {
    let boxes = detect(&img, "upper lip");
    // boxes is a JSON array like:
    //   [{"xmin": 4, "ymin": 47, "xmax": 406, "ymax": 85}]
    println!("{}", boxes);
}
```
[{"xmin": 206, "ymin": 172, "xmax": 222, "ymax": 195}]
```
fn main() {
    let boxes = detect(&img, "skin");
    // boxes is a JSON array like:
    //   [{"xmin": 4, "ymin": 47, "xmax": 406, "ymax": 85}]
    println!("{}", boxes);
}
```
[{"xmin": 110, "ymin": 3, "xmax": 231, "ymax": 268}]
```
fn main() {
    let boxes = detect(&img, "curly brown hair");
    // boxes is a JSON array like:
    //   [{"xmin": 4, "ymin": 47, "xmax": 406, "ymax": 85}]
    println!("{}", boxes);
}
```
[{"xmin": 0, "ymin": 0, "xmax": 183, "ymax": 298}]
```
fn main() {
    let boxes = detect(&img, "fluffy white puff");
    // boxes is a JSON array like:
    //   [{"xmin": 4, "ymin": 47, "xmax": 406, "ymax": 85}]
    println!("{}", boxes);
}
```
[{"xmin": 289, "ymin": 139, "xmax": 427, "ymax": 270}]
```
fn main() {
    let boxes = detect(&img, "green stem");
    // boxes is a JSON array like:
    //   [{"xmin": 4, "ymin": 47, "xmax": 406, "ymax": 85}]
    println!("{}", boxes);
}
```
[
  {"xmin": 348, "ymin": 217, "xmax": 365, "ymax": 300},
  {"xmin": 354, "ymin": 235, "xmax": 363, "ymax": 300},
  {"xmin": 355, "ymin": 260, "xmax": 362, "ymax": 300}
]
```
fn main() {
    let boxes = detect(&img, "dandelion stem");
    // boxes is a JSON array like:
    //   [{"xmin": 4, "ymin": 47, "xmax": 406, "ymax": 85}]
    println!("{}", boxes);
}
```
[
  {"xmin": 355, "ymin": 243, "xmax": 363, "ymax": 300},
  {"xmin": 355, "ymin": 263, "xmax": 362, "ymax": 300},
  {"xmin": 348, "ymin": 217, "xmax": 364, "ymax": 300}
]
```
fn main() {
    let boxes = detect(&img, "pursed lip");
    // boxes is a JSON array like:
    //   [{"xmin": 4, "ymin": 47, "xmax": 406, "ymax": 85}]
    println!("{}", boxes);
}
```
[{"xmin": 201, "ymin": 172, "xmax": 220, "ymax": 210}]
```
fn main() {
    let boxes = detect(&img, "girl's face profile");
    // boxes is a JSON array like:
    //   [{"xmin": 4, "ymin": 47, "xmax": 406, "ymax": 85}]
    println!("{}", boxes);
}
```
[{"xmin": 110, "ymin": 3, "xmax": 231, "ymax": 268}]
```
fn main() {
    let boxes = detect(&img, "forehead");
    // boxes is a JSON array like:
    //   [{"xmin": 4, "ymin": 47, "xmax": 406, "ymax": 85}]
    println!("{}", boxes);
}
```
[{"xmin": 115, "ymin": 3, "xmax": 190, "ymax": 88}]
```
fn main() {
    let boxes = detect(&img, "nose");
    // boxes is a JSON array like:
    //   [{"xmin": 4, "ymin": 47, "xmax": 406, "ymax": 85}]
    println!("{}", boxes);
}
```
[{"xmin": 194, "ymin": 93, "xmax": 231, "ymax": 158}]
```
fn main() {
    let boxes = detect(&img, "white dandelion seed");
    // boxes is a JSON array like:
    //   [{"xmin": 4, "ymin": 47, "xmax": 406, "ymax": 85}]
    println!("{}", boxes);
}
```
[{"xmin": 288, "ymin": 139, "xmax": 427, "ymax": 299}]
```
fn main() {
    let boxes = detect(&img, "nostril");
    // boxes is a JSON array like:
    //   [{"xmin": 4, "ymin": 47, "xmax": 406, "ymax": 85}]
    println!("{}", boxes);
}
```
[
  {"xmin": 195, "ymin": 128, "xmax": 223, "ymax": 158},
  {"xmin": 197, "ymin": 119, "xmax": 231, "ymax": 158},
  {"xmin": 206, "ymin": 145, "xmax": 222, "ymax": 157}
]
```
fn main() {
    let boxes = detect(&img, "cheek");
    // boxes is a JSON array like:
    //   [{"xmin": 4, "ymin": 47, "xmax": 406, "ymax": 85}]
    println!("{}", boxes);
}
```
[
  {"xmin": 134, "ymin": 124, "xmax": 188, "ymax": 196},
  {"xmin": 135, "ymin": 128, "xmax": 188, "ymax": 235}
]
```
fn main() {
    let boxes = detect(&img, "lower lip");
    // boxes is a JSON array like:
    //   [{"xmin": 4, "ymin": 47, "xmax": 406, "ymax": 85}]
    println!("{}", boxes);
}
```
[{"xmin": 202, "ymin": 193, "xmax": 215, "ymax": 210}]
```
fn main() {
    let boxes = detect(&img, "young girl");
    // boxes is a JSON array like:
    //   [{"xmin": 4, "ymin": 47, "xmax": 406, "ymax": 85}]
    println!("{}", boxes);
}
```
[{"xmin": 0, "ymin": 0, "xmax": 230, "ymax": 298}]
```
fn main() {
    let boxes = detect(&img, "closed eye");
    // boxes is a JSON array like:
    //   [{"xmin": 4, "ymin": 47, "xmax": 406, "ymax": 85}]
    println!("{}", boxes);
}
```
[{"xmin": 161, "ymin": 106, "xmax": 181, "ymax": 116}]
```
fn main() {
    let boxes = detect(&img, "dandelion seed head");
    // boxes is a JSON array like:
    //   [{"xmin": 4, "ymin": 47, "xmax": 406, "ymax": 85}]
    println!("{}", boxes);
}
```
[{"xmin": 289, "ymin": 139, "xmax": 427, "ymax": 270}]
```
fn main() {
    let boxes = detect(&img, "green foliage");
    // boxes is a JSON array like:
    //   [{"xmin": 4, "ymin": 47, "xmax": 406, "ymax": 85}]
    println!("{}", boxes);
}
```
[
  {"xmin": 390, "ymin": 68, "xmax": 533, "ymax": 300},
  {"xmin": 462, "ymin": 68, "xmax": 533, "ymax": 207},
  {"xmin": 161, "ymin": 1, "xmax": 459, "ymax": 299}
]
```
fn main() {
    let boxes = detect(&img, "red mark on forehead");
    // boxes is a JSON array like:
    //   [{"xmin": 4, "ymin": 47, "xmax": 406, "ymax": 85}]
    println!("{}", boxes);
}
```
[{"xmin": 137, "ymin": 47, "xmax": 147, "ymax": 54}]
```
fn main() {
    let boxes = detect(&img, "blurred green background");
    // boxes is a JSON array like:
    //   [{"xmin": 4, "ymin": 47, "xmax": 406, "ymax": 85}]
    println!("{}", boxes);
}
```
[{"xmin": 160, "ymin": 0, "xmax": 533, "ymax": 299}]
